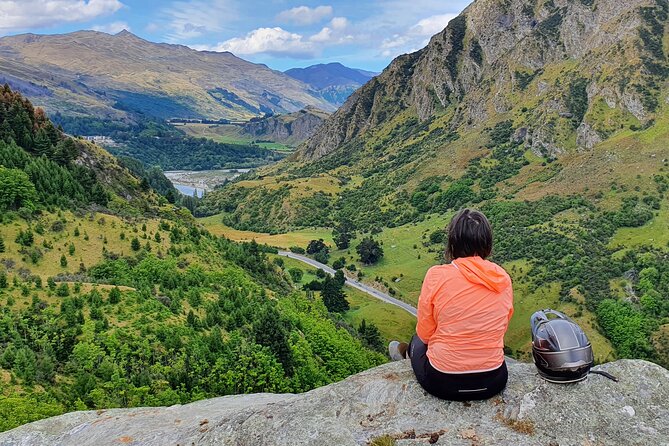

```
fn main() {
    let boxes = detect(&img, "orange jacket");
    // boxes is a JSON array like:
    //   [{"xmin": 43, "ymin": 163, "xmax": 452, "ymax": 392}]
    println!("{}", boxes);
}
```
[{"xmin": 416, "ymin": 256, "xmax": 514, "ymax": 373}]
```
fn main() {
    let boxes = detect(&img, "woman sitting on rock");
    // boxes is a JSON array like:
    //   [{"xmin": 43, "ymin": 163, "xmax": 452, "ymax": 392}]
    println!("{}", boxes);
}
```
[{"xmin": 389, "ymin": 209, "xmax": 514, "ymax": 401}]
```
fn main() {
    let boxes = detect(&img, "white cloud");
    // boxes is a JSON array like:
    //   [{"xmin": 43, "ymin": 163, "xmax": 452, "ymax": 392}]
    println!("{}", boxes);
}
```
[
  {"xmin": 195, "ymin": 15, "xmax": 353, "ymax": 59},
  {"xmin": 310, "ymin": 17, "xmax": 351, "ymax": 44},
  {"xmin": 330, "ymin": 17, "xmax": 348, "ymax": 30},
  {"xmin": 409, "ymin": 14, "xmax": 457, "ymax": 37},
  {"xmin": 162, "ymin": 0, "xmax": 236, "ymax": 41},
  {"xmin": 211, "ymin": 27, "xmax": 317, "ymax": 58},
  {"xmin": 276, "ymin": 5, "xmax": 333, "ymax": 26},
  {"xmin": 0, "ymin": 0, "xmax": 124, "ymax": 33},
  {"xmin": 92, "ymin": 21, "xmax": 131, "ymax": 34},
  {"xmin": 380, "ymin": 13, "xmax": 456, "ymax": 58}
]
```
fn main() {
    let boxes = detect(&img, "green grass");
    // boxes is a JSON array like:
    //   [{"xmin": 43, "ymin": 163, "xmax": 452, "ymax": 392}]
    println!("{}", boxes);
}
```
[
  {"xmin": 342, "ymin": 214, "xmax": 452, "ymax": 306},
  {"xmin": 504, "ymin": 260, "xmax": 614, "ymax": 363},
  {"xmin": 343, "ymin": 286, "xmax": 416, "ymax": 344},
  {"xmin": 0, "ymin": 211, "xmax": 170, "ymax": 280},
  {"xmin": 256, "ymin": 142, "xmax": 294, "ymax": 152},
  {"xmin": 199, "ymin": 216, "xmax": 333, "ymax": 248},
  {"xmin": 178, "ymin": 123, "xmax": 294, "ymax": 152},
  {"xmin": 610, "ymin": 205, "xmax": 669, "ymax": 252}
]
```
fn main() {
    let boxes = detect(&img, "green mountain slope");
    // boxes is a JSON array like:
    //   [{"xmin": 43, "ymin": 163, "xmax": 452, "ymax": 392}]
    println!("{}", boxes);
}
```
[
  {"xmin": 0, "ymin": 88, "xmax": 385, "ymax": 432},
  {"xmin": 0, "ymin": 30, "xmax": 335, "ymax": 122}
]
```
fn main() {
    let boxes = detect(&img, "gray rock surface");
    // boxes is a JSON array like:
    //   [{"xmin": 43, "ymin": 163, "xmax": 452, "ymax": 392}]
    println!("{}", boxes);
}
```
[{"xmin": 1, "ymin": 359, "xmax": 667, "ymax": 446}]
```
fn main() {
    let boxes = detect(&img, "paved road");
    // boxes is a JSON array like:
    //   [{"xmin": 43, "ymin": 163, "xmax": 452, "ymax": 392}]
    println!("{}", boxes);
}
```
[{"xmin": 278, "ymin": 251, "xmax": 418, "ymax": 317}]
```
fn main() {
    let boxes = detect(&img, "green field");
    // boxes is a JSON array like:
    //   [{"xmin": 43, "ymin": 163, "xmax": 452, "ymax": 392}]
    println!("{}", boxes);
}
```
[
  {"xmin": 201, "ymin": 216, "xmax": 333, "ymax": 247},
  {"xmin": 341, "ymin": 215, "xmax": 453, "ymax": 305},
  {"xmin": 610, "ymin": 206, "xmax": 669, "ymax": 252},
  {"xmin": 343, "ymin": 287, "xmax": 416, "ymax": 344},
  {"xmin": 177, "ymin": 123, "xmax": 294, "ymax": 153}
]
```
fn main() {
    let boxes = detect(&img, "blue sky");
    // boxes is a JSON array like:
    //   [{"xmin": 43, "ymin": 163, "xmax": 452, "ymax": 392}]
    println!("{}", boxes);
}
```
[{"xmin": 0, "ymin": 0, "xmax": 472, "ymax": 71}]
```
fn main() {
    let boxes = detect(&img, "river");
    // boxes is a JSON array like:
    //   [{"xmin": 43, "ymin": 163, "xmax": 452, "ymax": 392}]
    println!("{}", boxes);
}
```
[{"xmin": 164, "ymin": 169, "xmax": 251, "ymax": 197}]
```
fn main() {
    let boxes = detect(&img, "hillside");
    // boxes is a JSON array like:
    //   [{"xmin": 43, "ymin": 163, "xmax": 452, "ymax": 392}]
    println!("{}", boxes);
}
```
[
  {"xmin": 0, "ymin": 87, "xmax": 388, "ymax": 432},
  {"xmin": 0, "ymin": 84, "xmax": 159, "ymax": 215},
  {"xmin": 242, "ymin": 107, "xmax": 331, "ymax": 146},
  {"xmin": 200, "ymin": 0, "xmax": 669, "ymax": 369},
  {"xmin": 285, "ymin": 63, "xmax": 378, "ymax": 106},
  {"xmin": 1, "ymin": 359, "xmax": 667, "ymax": 445},
  {"xmin": 0, "ymin": 30, "xmax": 335, "ymax": 122}
]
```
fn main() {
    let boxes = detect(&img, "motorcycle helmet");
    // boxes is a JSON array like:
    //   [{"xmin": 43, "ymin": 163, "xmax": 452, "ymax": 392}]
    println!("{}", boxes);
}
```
[{"xmin": 530, "ymin": 309, "xmax": 594, "ymax": 383}]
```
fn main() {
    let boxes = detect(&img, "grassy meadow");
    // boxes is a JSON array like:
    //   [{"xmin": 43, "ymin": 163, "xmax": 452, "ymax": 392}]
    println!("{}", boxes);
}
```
[{"xmin": 1, "ymin": 211, "xmax": 171, "ymax": 281}]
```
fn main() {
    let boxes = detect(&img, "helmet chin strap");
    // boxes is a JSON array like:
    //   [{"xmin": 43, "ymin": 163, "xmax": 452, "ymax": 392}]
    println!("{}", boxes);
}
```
[{"xmin": 589, "ymin": 370, "xmax": 619, "ymax": 382}]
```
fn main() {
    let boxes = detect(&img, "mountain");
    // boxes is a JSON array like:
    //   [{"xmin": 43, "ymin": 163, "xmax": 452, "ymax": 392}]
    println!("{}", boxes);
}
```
[
  {"xmin": 2, "ymin": 359, "xmax": 668, "ymax": 445},
  {"xmin": 201, "ymin": 0, "xmax": 669, "ymax": 370},
  {"xmin": 298, "ymin": 0, "xmax": 667, "ymax": 161},
  {"xmin": 212, "ymin": 0, "xmax": 669, "ymax": 229},
  {"xmin": 0, "ymin": 30, "xmax": 335, "ymax": 122},
  {"xmin": 285, "ymin": 63, "xmax": 378, "ymax": 106},
  {"xmin": 241, "ymin": 107, "xmax": 330, "ymax": 145}
]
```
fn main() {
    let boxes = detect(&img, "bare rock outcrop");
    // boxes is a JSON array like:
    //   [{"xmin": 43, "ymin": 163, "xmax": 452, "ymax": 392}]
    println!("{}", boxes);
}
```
[{"xmin": 1, "ymin": 359, "xmax": 667, "ymax": 446}]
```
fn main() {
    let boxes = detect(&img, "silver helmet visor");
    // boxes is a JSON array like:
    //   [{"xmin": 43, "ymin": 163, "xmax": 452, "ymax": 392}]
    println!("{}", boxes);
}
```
[{"xmin": 535, "ymin": 346, "xmax": 594, "ymax": 370}]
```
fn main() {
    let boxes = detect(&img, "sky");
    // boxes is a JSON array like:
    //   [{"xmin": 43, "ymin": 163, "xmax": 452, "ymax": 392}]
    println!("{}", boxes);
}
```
[{"xmin": 0, "ymin": 0, "xmax": 472, "ymax": 72}]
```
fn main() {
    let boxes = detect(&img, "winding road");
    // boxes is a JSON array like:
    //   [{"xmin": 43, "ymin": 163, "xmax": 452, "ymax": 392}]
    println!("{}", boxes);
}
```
[{"xmin": 278, "ymin": 251, "xmax": 418, "ymax": 317}]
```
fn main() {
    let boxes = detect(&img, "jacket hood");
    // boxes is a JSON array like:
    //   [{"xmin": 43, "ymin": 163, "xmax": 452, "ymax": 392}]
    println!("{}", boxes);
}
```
[{"xmin": 453, "ymin": 256, "xmax": 511, "ymax": 292}]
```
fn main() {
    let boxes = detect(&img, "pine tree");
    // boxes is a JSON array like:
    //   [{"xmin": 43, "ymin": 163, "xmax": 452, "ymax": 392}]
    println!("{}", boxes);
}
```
[
  {"xmin": 253, "ymin": 307, "xmax": 294, "ymax": 375},
  {"xmin": 33, "ymin": 128, "xmax": 52, "ymax": 157},
  {"xmin": 0, "ymin": 235, "xmax": 5, "ymax": 253},
  {"xmin": 358, "ymin": 319, "xmax": 384, "ymax": 352},
  {"xmin": 60, "ymin": 254, "xmax": 67, "ymax": 268},
  {"xmin": 332, "ymin": 219, "xmax": 355, "ymax": 250},
  {"xmin": 321, "ymin": 275, "xmax": 349, "ymax": 313},
  {"xmin": 131, "ymin": 237, "xmax": 141, "ymax": 251},
  {"xmin": 108, "ymin": 287, "xmax": 121, "ymax": 304}
]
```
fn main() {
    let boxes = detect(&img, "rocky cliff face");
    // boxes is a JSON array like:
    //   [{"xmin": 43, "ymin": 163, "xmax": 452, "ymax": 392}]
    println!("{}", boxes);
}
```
[
  {"xmin": 2, "ymin": 359, "xmax": 667, "ymax": 446},
  {"xmin": 299, "ymin": 0, "xmax": 667, "ymax": 160},
  {"xmin": 242, "ymin": 107, "xmax": 330, "ymax": 145}
]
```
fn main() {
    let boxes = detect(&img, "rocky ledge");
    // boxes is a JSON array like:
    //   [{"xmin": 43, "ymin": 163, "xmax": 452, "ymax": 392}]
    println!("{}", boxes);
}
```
[{"xmin": 1, "ymin": 359, "xmax": 667, "ymax": 446}]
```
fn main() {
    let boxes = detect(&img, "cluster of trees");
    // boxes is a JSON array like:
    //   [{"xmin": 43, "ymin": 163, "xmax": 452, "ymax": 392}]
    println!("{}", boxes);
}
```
[
  {"xmin": 357, "ymin": 237, "xmax": 384, "ymax": 265},
  {"xmin": 306, "ymin": 239, "xmax": 330, "ymax": 264},
  {"xmin": 53, "ymin": 114, "xmax": 282, "ymax": 171},
  {"xmin": 0, "ymin": 86, "xmax": 110, "ymax": 212},
  {"xmin": 332, "ymin": 219, "xmax": 355, "ymax": 249},
  {"xmin": 0, "ymin": 219, "xmax": 385, "ymax": 432},
  {"xmin": 108, "ymin": 133, "xmax": 283, "ymax": 171}
]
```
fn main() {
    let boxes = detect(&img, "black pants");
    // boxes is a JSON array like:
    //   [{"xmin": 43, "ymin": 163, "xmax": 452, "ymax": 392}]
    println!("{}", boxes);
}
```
[{"xmin": 409, "ymin": 335, "xmax": 508, "ymax": 401}]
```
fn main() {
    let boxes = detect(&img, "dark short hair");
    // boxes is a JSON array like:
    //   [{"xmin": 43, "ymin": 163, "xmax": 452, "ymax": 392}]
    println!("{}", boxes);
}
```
[{"xmin": 445, "ymin": 209, "xmax": 493, "ymax": 260}]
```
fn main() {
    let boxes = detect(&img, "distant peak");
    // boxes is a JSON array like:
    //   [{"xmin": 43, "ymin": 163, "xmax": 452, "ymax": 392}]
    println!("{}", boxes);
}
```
[{"xmin": 115, "ymin": 29, "xmax": 135, "ymax": 38}]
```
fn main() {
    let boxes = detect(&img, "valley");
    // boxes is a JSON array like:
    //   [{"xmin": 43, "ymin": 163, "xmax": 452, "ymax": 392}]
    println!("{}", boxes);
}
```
[{"xmin": 2, "ymin": 0, "xmax": 669, "ymax": 438}]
